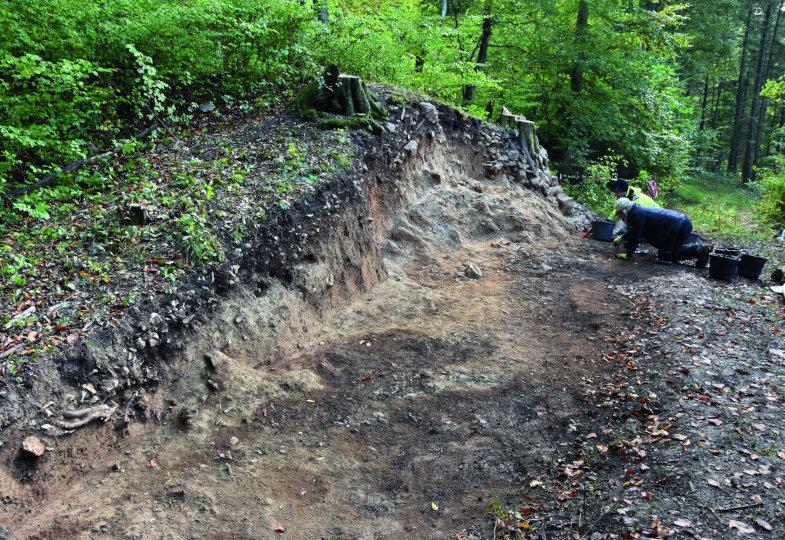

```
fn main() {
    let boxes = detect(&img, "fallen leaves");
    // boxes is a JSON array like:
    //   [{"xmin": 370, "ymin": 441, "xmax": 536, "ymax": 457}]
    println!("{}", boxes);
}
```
[
  {"xmin": 728, "ymin": 520, "xmax": 755, "ymax": 534},
  {"xmin": 755, "ymin": 517, "xmax": 773, "ymax": 531}
]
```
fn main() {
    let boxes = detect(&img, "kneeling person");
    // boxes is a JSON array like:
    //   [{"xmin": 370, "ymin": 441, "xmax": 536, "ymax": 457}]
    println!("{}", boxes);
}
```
[
  {"xmin": 606, "ymin": 178, "xmax": 659, "ymax": 235},
  {"xmin": 614, "ymin": 198, "xmax": 711, "ymax": 267}
]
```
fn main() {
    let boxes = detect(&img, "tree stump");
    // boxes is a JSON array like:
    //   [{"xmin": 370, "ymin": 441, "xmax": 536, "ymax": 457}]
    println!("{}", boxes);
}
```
[
  {"xmin": 498, "ymin": 107, "xmax": 548, "ymax": 169},
  {"xmin": 289, "ymin": 65, "xmax": 387, "ymax": 134}
]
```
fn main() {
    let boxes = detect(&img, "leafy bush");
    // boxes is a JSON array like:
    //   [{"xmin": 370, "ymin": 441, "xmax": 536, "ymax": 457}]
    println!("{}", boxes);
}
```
[
  {"xmin": 561, "ymin": 154, "xmax": 623, "ymax": 216},
  {"xmin": 0, "ymin": 0, "xmax": 322, "ymax": 192},
  {"xmin": 0, "ymin": 54, "xmax": 117, "ymax": 187},
  {"xmin": 756, "ymin": 169, "xmax": 785, "ymax": 227}
]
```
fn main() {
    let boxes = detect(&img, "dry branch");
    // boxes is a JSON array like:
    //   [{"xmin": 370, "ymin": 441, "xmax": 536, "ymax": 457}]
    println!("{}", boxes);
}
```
[{"xmin": 2, "ymin": 121, "xmax": 159, "ymax": 200}]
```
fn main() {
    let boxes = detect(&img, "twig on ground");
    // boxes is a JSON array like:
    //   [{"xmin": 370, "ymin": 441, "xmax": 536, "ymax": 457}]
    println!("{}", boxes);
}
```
[
  {"xmin": 705, "ymin": 503, "xmax": 722, "ymax": 524},
  {"xmin": 716, "ymin": 502, "xmax": 763, "ymax": 512},
  {"xmin": 3, "ymin": 306, "xmax": 36, "ymax": 330},
  {"xmin": 2, "ymin": 121, "xmax": 159, "ymax": 199}
]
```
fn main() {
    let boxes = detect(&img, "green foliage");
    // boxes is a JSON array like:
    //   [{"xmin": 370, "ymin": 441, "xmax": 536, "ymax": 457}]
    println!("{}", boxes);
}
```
[
  {"xmin": 326, "ymin": 0, "xmax": 499, "ymax": 104},
  {"xmin": 323, "ymin": 1, "xmax": 692, "ymax": 182},
  {"xmin": 666, "ymin": 174, "xmax": 768, "ymax": 242},
  {"xmin": 563, "ymin": 177, "xmax": 616, "ymax": 217},
  {"xmin": 125, "ymin": 44, "xmax": 171, "ymax": 120},
  {"xmin": 12, "ymin": 195, "xmax": 51, "ymax": 220},
  {"xmin": 176, "ymin": 212, "xmax": 224, "ymax": 262},
  {"xmin": 0, "ymin": 0, "xmax": 322, "ymax": 191},
  {"xmin": 756, "ymin": 164, "xmax": 785, "ymax": 228},
  {"xmin": 562, "ymin": 154, "xmax": 624, "ymax": 216},
  {"xmin": 0, "ymin": 53, "xmax": 117, "ymax": 187}
]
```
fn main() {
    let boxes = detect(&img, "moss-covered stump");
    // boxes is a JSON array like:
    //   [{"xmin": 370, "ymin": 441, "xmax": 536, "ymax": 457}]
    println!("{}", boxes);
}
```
[
  {"xmin": 498, "ymin": 107, "xmax": 548, "ymax": 169},
  {"xmin": 290, "ymin": 65, "xmax": 387, "ymax": 133}
]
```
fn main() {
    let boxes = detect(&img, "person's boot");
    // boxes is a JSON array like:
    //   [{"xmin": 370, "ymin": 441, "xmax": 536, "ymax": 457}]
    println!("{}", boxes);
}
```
[{"xmin": 696, "ymin": 244, "xmax": 713, "ymax": 268}]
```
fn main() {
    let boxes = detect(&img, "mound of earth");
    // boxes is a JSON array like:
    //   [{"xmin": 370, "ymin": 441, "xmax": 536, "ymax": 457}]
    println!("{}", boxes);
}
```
[{"xmin": 1, "ymin": 87, "xmax": 783, "ymax": 539}]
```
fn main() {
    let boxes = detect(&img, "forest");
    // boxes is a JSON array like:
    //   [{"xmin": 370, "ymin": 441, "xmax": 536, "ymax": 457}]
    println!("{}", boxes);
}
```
[{"xmin": 3, "ymin": 0, "xmax": 785, "ymax": 231}]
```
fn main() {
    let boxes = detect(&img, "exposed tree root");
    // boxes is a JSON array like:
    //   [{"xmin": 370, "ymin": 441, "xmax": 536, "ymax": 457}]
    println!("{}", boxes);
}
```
[{"xmin": 59, "ymin": 404, "xmax": 116, "ymax": 430}]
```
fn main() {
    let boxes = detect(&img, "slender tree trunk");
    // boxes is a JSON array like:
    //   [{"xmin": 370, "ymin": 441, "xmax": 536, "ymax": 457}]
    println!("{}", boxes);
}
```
[
  {"xmin": 779, "ymin": 103, "xmax": 785, "ymax": 130},
  {"xmin": 742, "ymin": 0, "xmax": 775, "ymax": 183},
  {"xmin": 710, "ymin": 79, "xmax": 722, "ymax": 131},
  {"xmin": 571, "ymin": 0, "xmax": 590, "ymax": 94},
  {"xmin": 728, "ymin": 5, "xmax": 754, "ymax": 174},
  {"xmin": 462, "ymin": 1, "xmax": 493, "ymax": 106},
  {"xmin": 418, "ymin": 0, "xmax": 450, "ymax": 75},
  {"xmin": 764, "ymin": 105, "xmax": 783, "ymax": 154},
  {"xmin": 699, "ymin": 74, "xmax": 710, "ymax": 133},
  {"xmin": 753, "ymin": 1, "xmax": 783, "ymax": 168}
]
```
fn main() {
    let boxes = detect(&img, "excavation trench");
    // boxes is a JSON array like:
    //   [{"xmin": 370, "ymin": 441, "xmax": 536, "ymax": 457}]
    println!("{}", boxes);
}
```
[{"xmin": 0, "ymin": 98, "xmax": 636, "ymax": 539}]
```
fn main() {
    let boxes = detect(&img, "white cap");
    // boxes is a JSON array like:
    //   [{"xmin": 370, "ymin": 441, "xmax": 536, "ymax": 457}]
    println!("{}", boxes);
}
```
[{"xmin": 614, "ymin": 197, "xmax": 633, "ymax": 215}]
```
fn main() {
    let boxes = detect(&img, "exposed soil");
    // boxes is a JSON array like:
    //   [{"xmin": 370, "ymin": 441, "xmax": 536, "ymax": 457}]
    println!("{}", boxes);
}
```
[{"xmin": 1, "ymin": 90, "xmax": 784, "ymax": 539}]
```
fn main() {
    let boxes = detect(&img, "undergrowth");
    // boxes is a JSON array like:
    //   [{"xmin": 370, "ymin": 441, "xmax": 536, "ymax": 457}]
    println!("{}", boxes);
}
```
[
  {"xmin": 666, "ymin": 174, "xmax": 771, "ymax": 244},
  {"xmin": 0, "ymin": 115, "xmax": 354, "ymax": 384}
]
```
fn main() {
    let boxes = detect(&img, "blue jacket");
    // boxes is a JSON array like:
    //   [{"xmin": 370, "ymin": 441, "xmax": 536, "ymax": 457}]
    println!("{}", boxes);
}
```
[{"xmin": 623, "ymin": 204, "xmax": 691, "ymax": 257}]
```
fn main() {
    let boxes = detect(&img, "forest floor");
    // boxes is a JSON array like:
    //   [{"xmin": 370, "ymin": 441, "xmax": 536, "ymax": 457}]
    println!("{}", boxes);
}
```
[{"xmin": 1, "ymin": 95, "xmax": 784, "ymax": 539}]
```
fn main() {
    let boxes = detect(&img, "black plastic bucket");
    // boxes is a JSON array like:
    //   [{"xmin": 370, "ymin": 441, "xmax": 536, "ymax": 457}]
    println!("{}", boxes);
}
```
[
  {"xmin": 591, "ymin": 220, "xmax": 614, "ymax": 241},
  {"xmin": 737, "ymin": 254, "xmax": 767, "ymax": 279},
  {"xmin": 709, "ymin": 254, "xmax": 739, "ymax": 281},
  {"xmin": 714, "ymin": 248, "xmax": 743, "ymax": 258}
]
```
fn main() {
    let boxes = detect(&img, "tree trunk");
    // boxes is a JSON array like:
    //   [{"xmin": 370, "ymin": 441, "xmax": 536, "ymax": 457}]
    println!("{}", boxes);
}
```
[
  {"xmin": 742, "ymin": 0, "xmax": 775, "ymax": 183},
  {"xmin": 753, "ymin": 1, "xmax": 783, "ymax": 169},
  {"xmin": 710, "ymin": 77, "xmax": 724, "ymax": 131},
  {"xmin": 728, "ymin": 4, "xmax": 754, "ymax": 174},
  {"xmin": 699, "ymin": 74, "xmax": 710, "ymax": 133},
  {"xmin": 570, "ymin": 0, "xmax": 590, "ymax": 94},
  {"xmin": 462, "ymin": 1, "xmax": 493, "ymax": 106}
]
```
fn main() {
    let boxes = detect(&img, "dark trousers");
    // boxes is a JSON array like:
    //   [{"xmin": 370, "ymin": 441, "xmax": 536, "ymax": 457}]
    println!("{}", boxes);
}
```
[{"xmin": 657, "ymin": 219, "xmax": 698, "ymax": 261}]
